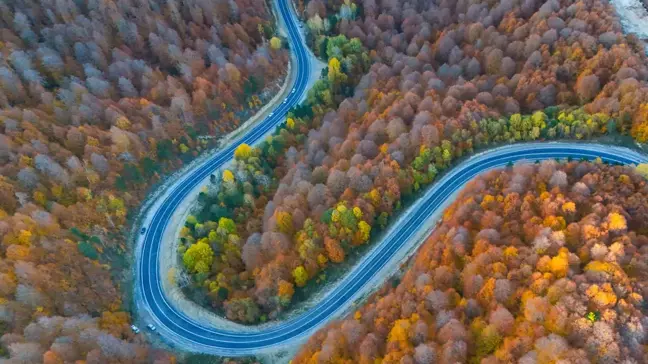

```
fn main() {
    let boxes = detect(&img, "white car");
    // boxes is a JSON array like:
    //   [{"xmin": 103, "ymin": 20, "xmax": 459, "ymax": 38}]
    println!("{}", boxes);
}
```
[
  {"xmin": 269, "ymin": 112, "xmax": 274, "ymax": 117},
  {"xmin": 130, "ymin": 325, "xmax": 140, "ymax": 334},
  {"xmin": 146, "ymin": 324, "xmax": 157, "ymax": 332},
  {"xmin": 291, "ymin": 88, "xmax": 295, "ymax": 94}
]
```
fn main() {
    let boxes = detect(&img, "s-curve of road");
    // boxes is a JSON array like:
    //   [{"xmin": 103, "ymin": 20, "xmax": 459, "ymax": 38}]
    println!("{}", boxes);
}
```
[{"xmin": 136, "ymin": 0, "xmax": 648, "ymax": 357}]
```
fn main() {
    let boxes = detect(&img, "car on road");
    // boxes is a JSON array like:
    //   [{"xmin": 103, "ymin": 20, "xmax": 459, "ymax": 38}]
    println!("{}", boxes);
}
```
[
  {"xmin": 291, "ymin": 88, "xmax": 295, "ymax": 94},
  {"xmin": 131, "ymin": 325, "xmax": 140, "ymax": 334},
  {"xmin": 147, "ymin": 324, "xmax": 157, "ymax": 332},
  {"xmin": 269, "ymin": 112, "xmax": 274, "ymax": 117},
  {"xmin": 140, "ymin": 227, "xmax": 146, "ymax": 235}
]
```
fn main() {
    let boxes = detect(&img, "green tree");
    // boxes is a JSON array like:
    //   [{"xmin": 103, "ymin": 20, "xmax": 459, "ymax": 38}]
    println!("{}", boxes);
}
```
[
  {"xmin": 186, "ymin": 215, "xmax": 198, "ymax": 226},
  {"xmin": 122, "ymin": 163, "xmax": 144, "ymax": 183},
  {"xmin": 78, "ymin": 241, "xmax": 98, "ymax": 260},
  {"xmin": 156, "ymin": 139, "xmax": 173, "ymax": 160},
  {"xmin": 140, "ymin": 157, "xmax": 158, "ymax": 178}
]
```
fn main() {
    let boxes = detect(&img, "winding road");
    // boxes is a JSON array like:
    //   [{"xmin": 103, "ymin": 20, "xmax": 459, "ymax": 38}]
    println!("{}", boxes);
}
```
[{"xmin": 135, "ymin": 0, "xmax": 648, "ymax": 357}]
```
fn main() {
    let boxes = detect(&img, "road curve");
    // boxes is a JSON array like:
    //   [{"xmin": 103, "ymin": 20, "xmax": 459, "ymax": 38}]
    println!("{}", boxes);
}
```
[{"xmin": 135, "ymin": 0, "xmax": 648, "ymax": 357}]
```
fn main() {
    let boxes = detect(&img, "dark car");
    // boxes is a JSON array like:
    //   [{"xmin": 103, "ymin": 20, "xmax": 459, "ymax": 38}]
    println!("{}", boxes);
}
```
[{"xmin": 140, "ymin": 227, "xmax": 146, "ymax": 235}]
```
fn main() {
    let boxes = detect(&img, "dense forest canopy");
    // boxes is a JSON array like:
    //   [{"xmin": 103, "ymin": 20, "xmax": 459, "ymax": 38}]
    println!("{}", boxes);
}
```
[
  {"xmin": 0, "ymin": 0, "xmax": 647, "ymax": 360},
  {"xmin": 294, "ymin": 161, "xmax": 648, "ymax": 363},
  {"xmin": 0, "ymin": 0, "xmax": 287, "ymax": 362},
  {"xmin": 177, "ymin": 0, "xmax": 648, "ymax": 327}
]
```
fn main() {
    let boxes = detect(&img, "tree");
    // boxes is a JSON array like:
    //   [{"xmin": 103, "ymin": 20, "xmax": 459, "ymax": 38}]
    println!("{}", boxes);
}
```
[
  {"xmin": 636, "ymin": 163, "xmax": 648, "ymax": 179},
  {"xmin": 293, "ymin": 265, "xmax": 308, "ymax": 287},
  {"xmin": 275, "ymin": 211, "xmax": 294, "ymax": 235},
  {"xmin": 224, "ymin": 298, "xmax": 261, "ymax": 323},
  {"xmin": 234, "ymin": 144, "xmax": 253, "ymax": 160},
  {"xmin": 358, "ymin": 221, "xmax": 371, "ymax": 242},
  {"xmin": 607, "ymin": 212, "xmax": 627, "ymax": 232},
  {"xmin": 270, "ymin": 37, "xmax": 282, "ymax": 50},
  {"xmin": 474, "ymin": 324, "xmax": 501, "ymax": 359},
  {"xmin": 183, "ymin": 241, "xmax": 214, "ymax": 274},
  {"xmin": 222, "ymin": 170, "xmax": 235, "ymax": 183},
  {"xmin": 414, "ymin": 344, "xmax": 437, "ymax": 364},
  {"xmin": 328, "ymin": 57, "xmax": 347, "ymax": 86},
  {"xmin": 324, "ymin": 237, "xmax": 345, "ymax": 263},
  {"xmin": 218, "ymin": 217, "xmax": 237, "ymax": 235},
  {"xmin": 277, "ymin": 280, "xmax": 294, "ymax": 305},
  {"xmin": 575, "ymin": 74, "xmax": 601, "ymax": 102},
  {"xmin": 387, "ymin": 319, "xmax": 411, "ymax": 349}
]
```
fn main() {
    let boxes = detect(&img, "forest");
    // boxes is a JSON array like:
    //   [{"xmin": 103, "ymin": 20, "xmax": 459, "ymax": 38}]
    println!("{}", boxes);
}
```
[
  {"xmin": 293, "ymin": 161, "xmax": 648, "ymax": 363},
  {"xmin": 177, "ymin": 0, "xmax": 648, "ymax": 326},
  {"xmin": 0, "ymin": 0, "xmax": 287, "ymax": 362},
  {"xmin": 0, "ymin": 0, "xmax": 647, "ymax": 360}
]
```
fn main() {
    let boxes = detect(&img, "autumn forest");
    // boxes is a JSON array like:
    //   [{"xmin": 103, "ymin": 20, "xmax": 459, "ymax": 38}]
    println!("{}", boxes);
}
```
[{"xmin": 0, "ymin": 0, "xmax": 648, "ymax": 362}]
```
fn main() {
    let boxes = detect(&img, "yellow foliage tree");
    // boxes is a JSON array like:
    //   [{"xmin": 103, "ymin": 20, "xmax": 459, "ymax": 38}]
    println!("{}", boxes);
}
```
[
  {"xmin": 504, "ymin": 246, "xmax": 518, "ymax": 260},
  {"xmin": 549, "ymin": 249, "xmax": 569, "ymax": 278},
  {"xmin": 481, "ymin": 194, "xmax": 495, "ymax": 210},
  {"xmin": 331, "ymin": 209, "xmax": 341, "ymax": 223},
  {"xmin": 51, "ymin": 185, "xmax": 63, "ymax": 200},
  {"xmin": 387, "ymin": 319, "xmax": 412, "ymax": 350},
  {"xmin": 561, "ymin": 201, "xmax": 576, "ymax": 214},
  {"xmin": 222, "ymin": 170, "xmax": 235, "ymax": 183},
  {"xmin": 317, "ymin": 253, "xmax": 328, "ymax": 266},
  {"xmin": 636, "ymin": 164, "xmax": 648, "ymax": 179},
  {"xmin": 477, "ymin": 277, "xmax": 496, "ymax": 306},
  {"xmin": 115, "ymin": 116, "xmax": 131, "ymax": 129},
  {"xmin": 352, "ymin": 207, "xmax": 363, "ymax": 219},
  {"xmin": 630, "ymin": 103, "xmax": 648, "ymax": 142},
  {"xmin": 358, "ymin": 221, "xmax": 371, "ymax": 242},
  {"xmin": 543, "ymin": 215, "xmax": 566, "ymax": 231},
  {"xmin": 17, "ymin": 230, "xmax": 32, "ymax": 246},
  {"xmin": 293, "ymin": 265, "xmax": 308, "ymax": 287},
  {"xmin": 183, "ymin": 241, "xmax": 214, "ymax": 274},
  {"xmin": 368, "ymin": 189, "xmax": 380, "ymax": 206},
  {"xmin": 607, "ymin": 212, "xmax": 627, "ymax": 231},
  {"xmin": 286, "ymin": 117, "xmax": 295, "ymax": 129},
  {"xmin": 270, "ymin": 36, "xmax": 282, "ymax": 49},
  {"xmin": 234, "ymin": 143, "xmax": 252, "ymax": 160},
  {"xmin": 327, "ymin": 57, "xmax": 347, "ymax": 85},
  {"xmin": 33, "ymin": 191, "xmax": 47, "ymax": 206},
  {"xmin": 275, "ymin": 211, "xmax": 294, "ymax": 235},
  {"xmin": 19, "ymin": 155, "xmax": 32, "ymax": 167}
]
